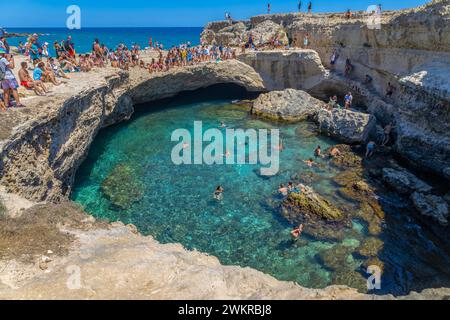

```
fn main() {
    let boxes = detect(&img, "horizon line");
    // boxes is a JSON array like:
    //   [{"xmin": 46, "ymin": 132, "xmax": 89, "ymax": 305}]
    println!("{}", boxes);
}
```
[{"xmin": 5, "ymin": 26, "xmax": 204, "ymax": 29}]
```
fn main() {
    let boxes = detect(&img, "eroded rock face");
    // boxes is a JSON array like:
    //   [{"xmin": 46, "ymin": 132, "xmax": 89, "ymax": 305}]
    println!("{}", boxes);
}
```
[
  {"xmin": 130, "ymin": 60, "xmax": 266, "ymax": 105},
  {"xmin": 411, "ymin": 192, "xmax": 449, "ymax": 226},
  {"xmin": 2, "ymin": 201, "xmax": 449, "ymax": 299},
  {"xmin": 316, "ymin": 109, "xmax": 376, "ymax": 144},
  {"xmin": 244, "ymin": 20, "xmax": 289, "ymax": 45},
  {"xmin": 238, "ymin": 50, "xmax": 327, "ymax": 91},
  {"xmin": 0, "ymin": 60, "xmax": 265, "ymax": 203},
  {"xmin": 203, "ymin": 1, "xmax": 450, "ymax": 178},
  {"xmin": 252, "ymin": 89, "xmax": 322, "ymax": 121},
  {"xmin": 382, "ymin": 168, "xmax": 432, "ymax": 195}
]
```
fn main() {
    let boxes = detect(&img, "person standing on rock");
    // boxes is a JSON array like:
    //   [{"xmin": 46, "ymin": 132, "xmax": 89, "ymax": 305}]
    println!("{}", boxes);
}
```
[
  {"xmin": 298, "ymin": 1, "xmax": 302, "ymax": 12},
  {"xmin": 344, "ymin": 92, "xmax": 353, "ymax": 109},
  {"xmin": 268, "ymin": 3, "xmax": 271, "ymax": 14},
  {"xmin": 365, "ymin": 141, "xmax": 376, "ymax": 158},
  {"xmin": 303, "ymin": 33, "xmax": 310, "ymax": 49},
  {"xmin": 0, "ymin": 49, "xmax": 25, "ymax": 108},
  {"xmin": 382, "ymin": 122, "xmax": 396, "ymax": 146},
  {"xmin": 308, "ymin": 2, "xmax": 312, "ymax": 13}
]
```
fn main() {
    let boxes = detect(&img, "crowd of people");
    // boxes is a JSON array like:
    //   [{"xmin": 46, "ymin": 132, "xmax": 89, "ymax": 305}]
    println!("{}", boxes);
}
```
[{"xmin": 0, "ymin": 32, "xmax": 238, "ymax": 110}]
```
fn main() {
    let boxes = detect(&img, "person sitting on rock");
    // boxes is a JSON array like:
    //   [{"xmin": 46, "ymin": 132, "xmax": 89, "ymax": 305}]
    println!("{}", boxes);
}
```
[
  {"xmin": 329, "ymin": 146, "xmax": 341, "ymax": 158},
  {"xmin": 18, "ymin": 61, "xmax": 47, "ymax": 96},
  {"xmin": 327, "ymin": 95, "xmax": 339, "ymax": 109}
]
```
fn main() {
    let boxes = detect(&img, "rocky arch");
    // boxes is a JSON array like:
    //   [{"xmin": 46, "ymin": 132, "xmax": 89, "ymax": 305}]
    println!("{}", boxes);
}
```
[{"xmin": 128, "ymin": 60, "xmax": 266, "ymax": 105}]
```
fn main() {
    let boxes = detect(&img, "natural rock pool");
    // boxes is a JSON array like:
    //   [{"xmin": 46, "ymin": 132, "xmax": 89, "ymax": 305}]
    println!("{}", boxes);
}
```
[{"xmin": 72, "ymin": 88, "xmax": 450, "ymax": 296}]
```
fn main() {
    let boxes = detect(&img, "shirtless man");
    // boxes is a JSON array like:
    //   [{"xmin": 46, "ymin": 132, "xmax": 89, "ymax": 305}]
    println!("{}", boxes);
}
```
[
  {"xmin": 290, "ymin": 224, "xmax": 304, "ymax": 241},
  {"xmin": 278, "ymin": 184, "xmax": 288, "ymax": 196},
  {"xmin": 329, "ymin": 146, "xmax": 341, "ymax": 157},
  {"xmin": 18, "ymin": 61, "xmax": 47, "ymax": 96},
  {"xmin": 93, "ymin": 39, "xmax": 105, "ymax": 67},
  {"xmin": 304, "ymin": 158, "xmax": 314, "ymax": 167},
  {"xmin": 382, "ymin": 122, "xmax": 396, "ymax": 146},
  {"xmin": 386, "ymin": 82, "xmax": 396, "ymax": 98}
]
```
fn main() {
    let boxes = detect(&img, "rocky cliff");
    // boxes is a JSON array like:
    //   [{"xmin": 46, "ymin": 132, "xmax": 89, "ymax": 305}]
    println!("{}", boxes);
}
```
[
  {"xmin": 1, "ymin": 201, "xmax": 449, "ymax": 300},
  {"xmin": 0, "ymin": 60, "xmax": 265, "ymax": 203},
  {"xmin": 202, "ymin": 0, "xmax": 450, "ymax": 179}
]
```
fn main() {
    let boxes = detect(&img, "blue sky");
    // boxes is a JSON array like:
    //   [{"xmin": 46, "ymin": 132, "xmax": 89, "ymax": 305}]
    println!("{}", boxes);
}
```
[{"xmin": 2, "ymin": 0, "xmax": 430, "ymax": 27}]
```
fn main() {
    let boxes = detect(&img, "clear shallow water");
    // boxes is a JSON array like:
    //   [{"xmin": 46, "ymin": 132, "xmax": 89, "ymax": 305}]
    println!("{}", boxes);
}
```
[
  {"xmin": 6, "ymin": 27, "xmax": 202, "ymax": 55},
  {"xmin": 72, "ymin": 91, "xmax": 450, "ymax": 295}
]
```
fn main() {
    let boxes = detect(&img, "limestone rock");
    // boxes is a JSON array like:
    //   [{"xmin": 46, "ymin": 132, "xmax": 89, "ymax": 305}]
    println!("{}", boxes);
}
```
[
  {"xmin": 281, "ymin": 186, "xmax": 345, "ymax": 223},
  {"xmin": 238, "ymin": 50, "xmax": 327, "ymax": 91},
  {"xmin": 327, "ymin": 144, "xmax": 363, "ymax": 169},
  {"xmin": 252, "ymin": 89, "xmax": 322, "ymax": 121},
  {"xmin": 410, "ymin": 192, "xmax": 449, "ymax": 226},
  {"xmin": 315, "ymin": 109, "xmax": 376, "ymax": 144},
  {"xmin": 382, "ymin": 168, "xmax": 432, "ymax": 195},
  {"xmin": 244, "ymin": 20, "xmax": 288, "ymax": 45}
]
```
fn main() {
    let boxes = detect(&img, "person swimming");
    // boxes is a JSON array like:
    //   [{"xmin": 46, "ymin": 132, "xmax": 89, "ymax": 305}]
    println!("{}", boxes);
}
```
[
  {"xmin": 290, "ymin": 224, "xmax": 304, "ymax": 241},
  {"xmin": 304, "ymin": 158, "xmax": 314, "ymax": 167},
  {"xmin": 314, "ymin": 145, "xmax": 323, "ymax": 158},
  {"xmin": 220, "ymin": 121, "xmax": 227, "ymax": 128},
  {"xmin": 273, "ymin": 138, "xmax": 284, "ymax": 151},
  {"xmin": 214, "ymin": 186, "xmax": 224, "ymax": 201},
  {"xmin": 278, "ymin": 184, "xmax": 288, "ymax": 196}
]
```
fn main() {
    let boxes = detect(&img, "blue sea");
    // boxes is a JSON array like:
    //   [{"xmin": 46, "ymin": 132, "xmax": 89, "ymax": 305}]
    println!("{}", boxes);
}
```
[{"xmin": 5, "ymin": 27, "xmax": 203, "ymax": 54}]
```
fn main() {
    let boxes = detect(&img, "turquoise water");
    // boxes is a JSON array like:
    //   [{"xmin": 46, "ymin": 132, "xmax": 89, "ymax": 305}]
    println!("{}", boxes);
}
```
[
  {"xmin": 72, "ymin": 90, "xmax": 450, "ymax": 295},
  {"xmin": 6, "ymin": 27, "xmax": 202, "ymax": 55}
]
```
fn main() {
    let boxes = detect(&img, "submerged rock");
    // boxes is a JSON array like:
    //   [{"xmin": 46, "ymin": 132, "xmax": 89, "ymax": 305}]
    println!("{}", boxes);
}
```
[
  {"xmin": 317, "ymin": 245, "xmax": 354, "ymax": 271},
  {"xmin": 356, "ymin": 237, "xmax": 384, "ymax": 258},
  {"xmin": 361, "ymin": 257, "xmax": 385, "ymax": 274},
  {"xmin": 331, "ymin": 269, "xmax": 368, "ymax": 293},
  {"xmin": 302, "ymin": 224, "xmax": 347, "ymax": 242},
  {"xmin": 382, "ymin": 168, "xmax": 432, "ymax": 195},
  {"xmin": 315, "ymin": 109, "xmax": 376, "ymax": 144},
  {"xmin": 281, "ymin": 187, "xmax": 345, "ymax": 224},
  {"xmin": 333, "ymin": 169, "xmax": 363, "ymax": 187},
  {"xmin": 252, "ymin": 89, "xmax": 322, "ymax": 122},
  {"xmin": 101, "ymin": 164, "xmax": 144, "ymax": 210},
  {"xmin": 354, "ymin": 203, "xmax": 383, "ymax": 236},
  {"xmin": 410, "ymin": 192, "xmax": 449, "ymax": 226}
]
